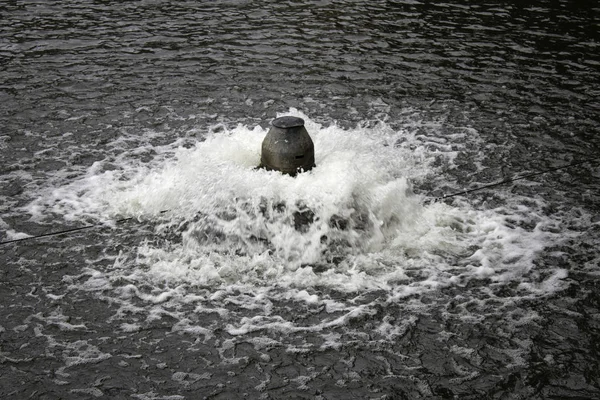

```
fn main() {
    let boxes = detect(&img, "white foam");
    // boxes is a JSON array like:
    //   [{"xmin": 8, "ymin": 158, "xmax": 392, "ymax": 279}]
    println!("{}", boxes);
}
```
[
  {"xmin": 90, "ymin": 111, "xmax": 458, "ymax": 294},
  {"xmin": 32, "ymin": 310, "xmax": 88, "ymax": 331},
  {"xmin": 19, "ymin": 108, "xmax": 575, "ymax": 343},
  {"xmin": 2, "ymin": 229, "xmax": 32, "ymax": 241}
]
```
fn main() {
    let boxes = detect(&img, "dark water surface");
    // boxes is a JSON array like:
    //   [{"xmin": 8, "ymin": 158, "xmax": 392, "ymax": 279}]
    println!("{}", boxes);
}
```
[{"xmin": 1, "ymin": 1, "xmax": 600, "ymax": 399}]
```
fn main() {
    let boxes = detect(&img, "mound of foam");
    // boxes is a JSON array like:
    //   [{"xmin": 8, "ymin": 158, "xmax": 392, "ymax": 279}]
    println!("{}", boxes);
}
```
[{"xmin": 24, "ymin": 109, "xmax": 565, "ymax": 297}]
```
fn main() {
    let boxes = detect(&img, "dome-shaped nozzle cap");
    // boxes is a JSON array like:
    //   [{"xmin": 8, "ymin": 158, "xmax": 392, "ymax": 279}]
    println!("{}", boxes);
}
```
[
  {"xmin": 260, "ymin": 116, "xmax": 315, "ymax": 175},
  {"xmin": 271, "ymin": 116, "xmax": 305, "ymax": 129}
]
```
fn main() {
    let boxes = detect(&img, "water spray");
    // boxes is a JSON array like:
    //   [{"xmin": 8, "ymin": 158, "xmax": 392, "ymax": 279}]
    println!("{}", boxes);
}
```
[{"xmin": 0, "ymin": 116, "xmax": 597, "ymax": 246}]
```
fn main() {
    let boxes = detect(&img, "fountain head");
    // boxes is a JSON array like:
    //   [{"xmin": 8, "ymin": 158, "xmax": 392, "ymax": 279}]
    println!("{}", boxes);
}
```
[{"xmin": 260, "ymin": 116, "xmax": 315, "ymax": 175}]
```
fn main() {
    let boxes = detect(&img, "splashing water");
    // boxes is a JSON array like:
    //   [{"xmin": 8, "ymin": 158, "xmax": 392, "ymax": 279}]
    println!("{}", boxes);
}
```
[{"xmin": 26, "ymin": 110, "xmax": 567, "ymax": 303}]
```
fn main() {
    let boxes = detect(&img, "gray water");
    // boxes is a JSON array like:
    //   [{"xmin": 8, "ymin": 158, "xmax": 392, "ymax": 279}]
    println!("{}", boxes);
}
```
[{"xmin": 1, "ymin": 1, "xmax": 600, "ymax": 399}]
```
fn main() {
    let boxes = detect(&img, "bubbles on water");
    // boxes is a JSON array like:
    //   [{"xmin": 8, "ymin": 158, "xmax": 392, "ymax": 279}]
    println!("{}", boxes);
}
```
[
  {"xmin": 94, "ymin": 111, "xmax": 444, "ymax": 291},
  {"xmin": 13, "ymin": 107, "xmax": 579, "ymax": 379},
  {"xmin": 23, "ymin": 109, "xmax": 566, "ymax": 304}
]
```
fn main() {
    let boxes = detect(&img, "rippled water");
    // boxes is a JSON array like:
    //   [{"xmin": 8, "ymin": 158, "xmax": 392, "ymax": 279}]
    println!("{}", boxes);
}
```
[{"xmin": 1, "ymin": 1, "xmax": 600, "ymax": 399}]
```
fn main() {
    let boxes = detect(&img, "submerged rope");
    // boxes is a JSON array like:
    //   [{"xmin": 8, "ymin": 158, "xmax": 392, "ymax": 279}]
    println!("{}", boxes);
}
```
[
  {"xmin": 437, "ymin": 157, "xmax": 598, "ymax": 200},
  {"xmin": 1, "ymin": 158, "xmax": 597, "ymax": 246},
  {"xmin": 0, "ymin": 217, "xmax": 135, "ymax": 246}
]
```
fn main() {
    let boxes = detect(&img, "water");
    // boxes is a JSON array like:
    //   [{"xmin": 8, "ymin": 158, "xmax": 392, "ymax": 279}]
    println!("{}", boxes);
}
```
[{"xmin": 1, "ymin": 1, "xmax": 599, "ymax": 399}]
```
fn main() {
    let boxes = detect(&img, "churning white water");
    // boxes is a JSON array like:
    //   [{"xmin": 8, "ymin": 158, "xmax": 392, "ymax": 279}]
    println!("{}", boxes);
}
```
[
  {"xmin": 5, "ymin": 107, "xmax": 584, "ymax": 397},
  {"xmin": 2, "ymin": 1, "xmax": 598, "ymax": 396},
  {"xmin": 24, "ymin": 109, "xmax": 568, "ymax": 309}
]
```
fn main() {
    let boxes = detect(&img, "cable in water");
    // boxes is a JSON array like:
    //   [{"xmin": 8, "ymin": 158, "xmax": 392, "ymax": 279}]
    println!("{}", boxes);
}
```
[{"xmin": 434, "ymin": 157, "xmax": 598, "ymax": 201}]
